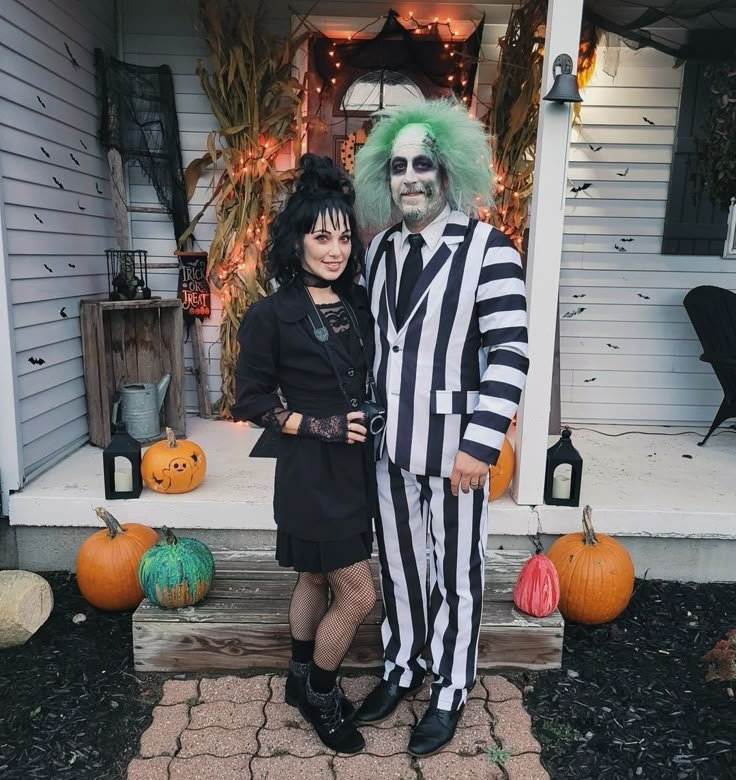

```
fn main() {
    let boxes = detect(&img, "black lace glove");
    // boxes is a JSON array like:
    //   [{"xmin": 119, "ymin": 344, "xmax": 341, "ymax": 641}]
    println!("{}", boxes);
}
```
[
  {"xmin": 297, "ymin": 414, "xmax": 350, "ymax": 443},
  {"xmin": 257, "ymin": 407, "xmax": 293, "ymax": 431}
]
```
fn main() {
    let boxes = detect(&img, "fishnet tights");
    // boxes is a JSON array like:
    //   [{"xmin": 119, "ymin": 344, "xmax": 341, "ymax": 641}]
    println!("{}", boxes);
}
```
[{"xmin": 289, "ymin": 561, "xmax": 376, "ymax": 671}]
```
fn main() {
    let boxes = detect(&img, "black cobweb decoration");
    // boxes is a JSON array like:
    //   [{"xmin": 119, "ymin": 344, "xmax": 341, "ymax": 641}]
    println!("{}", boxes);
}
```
[{"xmin": 95, "ymin": 49, "xmax": 190, "ymax": 242}]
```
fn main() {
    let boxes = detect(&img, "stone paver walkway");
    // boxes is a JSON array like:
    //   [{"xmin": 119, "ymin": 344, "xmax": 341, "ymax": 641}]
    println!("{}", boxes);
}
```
[{"xmin": 127, "ymin": 674, "xmax": 549, "ymax": 780}]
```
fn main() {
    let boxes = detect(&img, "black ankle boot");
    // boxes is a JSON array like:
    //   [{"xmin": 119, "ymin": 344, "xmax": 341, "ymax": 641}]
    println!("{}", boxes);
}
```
[
  {"xmin": 285, "ymin": 660, "xmax": 309, "ymax": 706},
  {"xmin": 285, "ymin": 661, "xmax": 355, "ymax": 720},
  {"xmin": 299, "ymin": 680, "xmax": 364, "ymax": 754}
]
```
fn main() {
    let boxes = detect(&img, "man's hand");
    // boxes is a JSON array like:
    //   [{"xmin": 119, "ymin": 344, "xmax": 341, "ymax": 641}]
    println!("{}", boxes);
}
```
[{"xmin": 450, "ymin": 450, "xmax": 489, "ymax": 496}]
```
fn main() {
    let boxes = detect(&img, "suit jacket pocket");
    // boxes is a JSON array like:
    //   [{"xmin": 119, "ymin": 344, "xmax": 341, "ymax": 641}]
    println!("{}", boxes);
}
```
[{"xmin": 430, "ymin": 390, "xmax": 481, "ymax": 414}]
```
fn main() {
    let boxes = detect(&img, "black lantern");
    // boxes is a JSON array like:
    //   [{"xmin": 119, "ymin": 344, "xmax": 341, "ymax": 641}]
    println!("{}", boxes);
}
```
[
  {"xmin": 105, "ymin": 249, "xmax": 151, "ymax": 301},
  {"xmin": 103, "ymin": 422, "xmax": 143, "ymax": 499},
  {"xmin": 544, "ymin": 427, "xmax": 583, "ymax": 506},
  {"xmin": 543, "ymin": 54, "xmax": 583, "ymax": 104}
]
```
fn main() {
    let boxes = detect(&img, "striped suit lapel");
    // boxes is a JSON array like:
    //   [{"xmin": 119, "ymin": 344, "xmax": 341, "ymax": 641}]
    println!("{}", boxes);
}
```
[{"xmin": 385, "ymin": 236, "xmax": 399, "ymax": 333}]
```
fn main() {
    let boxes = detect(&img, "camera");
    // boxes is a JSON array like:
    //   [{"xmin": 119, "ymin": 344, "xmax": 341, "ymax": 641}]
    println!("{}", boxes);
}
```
[{"xmin": 359, "ymin": 401, "xmax": 386, "ymax": 436}]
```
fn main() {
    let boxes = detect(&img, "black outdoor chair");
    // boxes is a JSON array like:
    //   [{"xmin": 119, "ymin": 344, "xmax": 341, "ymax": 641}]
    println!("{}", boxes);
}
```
[{"xmin": 683, "ymin": 285, "xmax": 736, "ymax": 446}]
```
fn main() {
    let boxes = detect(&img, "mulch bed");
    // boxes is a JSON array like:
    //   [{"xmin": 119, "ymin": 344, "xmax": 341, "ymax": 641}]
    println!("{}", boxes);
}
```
[
  {"xmin": 2, "ymin": 573, "xmax": 735, "ymax": 779},
  {"xmin": 518, "ymin": 578, "xmax": 736, "ymax": 779},
  {"xmin": 0, "ymin": 572, "xmax": 162, "ymax": 780}
]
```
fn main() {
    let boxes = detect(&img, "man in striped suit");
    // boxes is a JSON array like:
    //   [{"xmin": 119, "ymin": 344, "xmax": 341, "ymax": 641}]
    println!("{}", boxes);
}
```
[{"xmin": 353, "ymin": 100, "xmax": 529, "ymax": 755}]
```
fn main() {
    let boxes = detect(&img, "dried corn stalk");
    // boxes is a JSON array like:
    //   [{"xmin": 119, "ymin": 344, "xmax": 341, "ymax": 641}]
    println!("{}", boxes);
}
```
[{"xmin": 182, "ymin": 0, "xmax": 305, "ymax": 416}]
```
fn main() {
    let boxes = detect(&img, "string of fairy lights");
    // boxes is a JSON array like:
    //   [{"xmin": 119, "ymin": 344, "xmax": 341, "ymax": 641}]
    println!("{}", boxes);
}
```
[{"xmin": 306, "ymin": 10, "xmax": 484, "ymax": 107}]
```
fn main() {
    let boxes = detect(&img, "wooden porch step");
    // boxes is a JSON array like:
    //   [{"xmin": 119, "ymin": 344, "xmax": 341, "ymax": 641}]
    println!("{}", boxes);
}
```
[{"xmin": 133, "ymin": 549, "xmax": 564, "ymax": 673}]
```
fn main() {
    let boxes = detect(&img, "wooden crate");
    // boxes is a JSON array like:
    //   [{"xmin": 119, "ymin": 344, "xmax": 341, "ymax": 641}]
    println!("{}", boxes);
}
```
[
  {"xmin": 80, "ymin": 296, "xmax": 185, "ymax": 447},
  {"xmin": 133, "ymin": 549, "xmax": 564, "ymax": 673}
]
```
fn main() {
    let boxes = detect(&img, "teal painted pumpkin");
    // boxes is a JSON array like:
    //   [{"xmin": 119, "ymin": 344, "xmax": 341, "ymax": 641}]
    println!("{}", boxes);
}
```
[{"xmin": 138, "ymin": 527, "xmax": 215, "ymax": 608}]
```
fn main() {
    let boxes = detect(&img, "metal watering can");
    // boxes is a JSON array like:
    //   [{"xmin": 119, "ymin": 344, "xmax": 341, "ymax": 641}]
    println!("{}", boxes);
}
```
[{"xmin": 111, "ymin": 375, "xmax": 170, "ymax": 440}]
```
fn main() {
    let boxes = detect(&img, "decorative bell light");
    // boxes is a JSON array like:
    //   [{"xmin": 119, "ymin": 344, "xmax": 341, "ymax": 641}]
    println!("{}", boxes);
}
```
[{"xmin": 543, "ymin": 54, "xmax": 582, "ymax": 104}]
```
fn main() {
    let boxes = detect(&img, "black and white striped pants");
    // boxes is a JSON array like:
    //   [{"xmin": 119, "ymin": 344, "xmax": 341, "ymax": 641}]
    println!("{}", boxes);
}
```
[{"xmin": 375, "ymin": 453, "xmax": 488, "ymax": 712}]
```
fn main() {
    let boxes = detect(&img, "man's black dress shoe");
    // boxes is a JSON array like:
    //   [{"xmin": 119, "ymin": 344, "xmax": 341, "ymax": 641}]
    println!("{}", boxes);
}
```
[
  {"xmin": 407, "ymin": 704, "xmax": 464, "ymax": 756},
  {"xmin": 353, "ymin": 674, "xmax": 425, "ymax": 725}
]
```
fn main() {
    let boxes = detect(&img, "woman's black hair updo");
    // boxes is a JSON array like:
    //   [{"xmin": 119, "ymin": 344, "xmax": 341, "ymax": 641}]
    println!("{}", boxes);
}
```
[{"xmin": 264, "ymin": 153, "xmax": 363, "ymax": 295}]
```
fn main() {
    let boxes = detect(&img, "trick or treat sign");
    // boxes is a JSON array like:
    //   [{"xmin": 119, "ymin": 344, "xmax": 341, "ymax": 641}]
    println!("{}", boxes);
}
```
[{"xmin": 177, "ymin": 252, "xmax": 211, "ymax": 319}]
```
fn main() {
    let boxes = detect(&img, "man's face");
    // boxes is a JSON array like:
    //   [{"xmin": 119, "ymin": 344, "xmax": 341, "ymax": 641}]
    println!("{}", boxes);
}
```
[{"xmin": 389, "ymin": 124, "xmax": 447, "ymax": 228}]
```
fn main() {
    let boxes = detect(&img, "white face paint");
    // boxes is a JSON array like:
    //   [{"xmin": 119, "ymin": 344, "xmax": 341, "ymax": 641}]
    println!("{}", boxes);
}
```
[{"xmin": 389, "ymin": 124, "xmax": 447, "ymax": 230}]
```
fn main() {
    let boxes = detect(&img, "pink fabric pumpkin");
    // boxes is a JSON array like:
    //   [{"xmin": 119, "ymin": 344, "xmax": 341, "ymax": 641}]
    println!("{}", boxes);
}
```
[{"xmin": 513, "ymin": 553, "xmax": 561, "ymax": 618}]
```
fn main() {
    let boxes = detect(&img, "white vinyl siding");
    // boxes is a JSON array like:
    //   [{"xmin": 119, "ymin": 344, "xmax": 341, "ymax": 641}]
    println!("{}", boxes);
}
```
[
  {"xmin": 560, "ymin": 45, "xmax": 736, "ymax": 425},
  {"xmin": 0, "ymin": 0, "xmax": 117, "ymax": 479}
]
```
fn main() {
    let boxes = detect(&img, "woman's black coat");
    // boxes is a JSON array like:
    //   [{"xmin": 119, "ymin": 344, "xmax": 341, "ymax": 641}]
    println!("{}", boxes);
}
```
[{"xmin": 232, "ymin": 281, "xmax": 374, "ymax": 541}]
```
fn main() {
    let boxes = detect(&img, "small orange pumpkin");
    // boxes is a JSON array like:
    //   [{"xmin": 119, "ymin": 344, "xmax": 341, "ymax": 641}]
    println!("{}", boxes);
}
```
[
  {"xmin": 513, "ymin": 552, "xmax": 561, "ymax": 618},
  {"xmin": 141, "ymin": 427, "xmax": 207, "ymax": 494},
  {"xmin": 76, "ymin": 507, "xmax": 159, "ymax": 610},
  {"xmin": 488, "ymin": 437, "xmax": 515, "ymax": 501},
  {"xmin": 547, "ymin": 505, "xmax": 635, "ymax": 625}
]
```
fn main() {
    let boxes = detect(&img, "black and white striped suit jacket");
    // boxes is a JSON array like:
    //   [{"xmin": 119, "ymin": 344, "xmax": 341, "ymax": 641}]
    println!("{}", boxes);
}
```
[{"xmin": 365, "ymin": 210, "xmax": 529, "ymax": 478}]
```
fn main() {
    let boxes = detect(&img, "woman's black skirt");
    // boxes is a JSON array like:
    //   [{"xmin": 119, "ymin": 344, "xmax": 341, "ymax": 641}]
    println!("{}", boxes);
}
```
[{"xmin": 276, "ymin": 529, "xmax": 373, "ymax": 574}]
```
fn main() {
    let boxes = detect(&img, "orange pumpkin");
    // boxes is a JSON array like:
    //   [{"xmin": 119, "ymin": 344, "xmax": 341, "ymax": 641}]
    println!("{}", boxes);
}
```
[
  {"xmin": 488, "ymin": 437, "xmax": 515, "ymax": 501},
  {"xmin": 547, "ymin": 505, "xmax": 635, "ymax": 625},
  {"xmin": 513, "ymin": 552, "xmax": 561, "ymax": 618},
  {"xmin": 141, "ymin": 427, "xmax": 207, "ymax": 494},
  {"xmin": 76, "ymin": 507, "xmax": 159, "ymax": 610}
]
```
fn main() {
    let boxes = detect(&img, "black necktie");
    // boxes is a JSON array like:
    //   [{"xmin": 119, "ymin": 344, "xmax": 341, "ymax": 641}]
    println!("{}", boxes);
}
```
[{"xmin": 396, "ymin": 233, "xmax": 424, "ymax": 327}]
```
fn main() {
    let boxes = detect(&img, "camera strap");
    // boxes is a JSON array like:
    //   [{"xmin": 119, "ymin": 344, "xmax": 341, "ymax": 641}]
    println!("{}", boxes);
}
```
[{"xmin": 305, "ymin": 289, "xmax": 374, "ymax": 407}]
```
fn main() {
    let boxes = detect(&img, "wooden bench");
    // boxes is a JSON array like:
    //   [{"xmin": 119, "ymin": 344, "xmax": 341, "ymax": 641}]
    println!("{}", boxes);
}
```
[{"xmin": 133, "ymin": 549, "xmax": 563, "ymax": 673}]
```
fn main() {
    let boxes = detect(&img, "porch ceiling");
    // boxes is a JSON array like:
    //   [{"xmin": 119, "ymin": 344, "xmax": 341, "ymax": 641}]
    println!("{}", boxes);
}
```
[{"xmin": 9, "ymin": 417, "xmax": 736, "ymax": 539}]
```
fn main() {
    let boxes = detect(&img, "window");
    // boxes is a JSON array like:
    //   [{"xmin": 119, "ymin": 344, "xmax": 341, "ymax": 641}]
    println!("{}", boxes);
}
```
[
  {"xmin": 662, "ymin": 61, "xmax": 729, "ymax": 256},
  {"xmin": 340, "ymin": 70, "xmax": 423, "ymax": 112}
]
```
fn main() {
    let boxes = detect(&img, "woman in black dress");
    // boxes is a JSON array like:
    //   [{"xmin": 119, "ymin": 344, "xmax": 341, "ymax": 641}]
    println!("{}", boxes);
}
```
[{"xmin": 232, "ymin": 155, "xmax": 377, "ymax": 754}]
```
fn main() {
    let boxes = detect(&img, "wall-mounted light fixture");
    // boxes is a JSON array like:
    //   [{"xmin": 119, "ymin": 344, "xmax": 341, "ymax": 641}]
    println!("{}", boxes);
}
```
[{"xmin": 543, "ymin": 54, "xmax": 582, "ymax": 104}]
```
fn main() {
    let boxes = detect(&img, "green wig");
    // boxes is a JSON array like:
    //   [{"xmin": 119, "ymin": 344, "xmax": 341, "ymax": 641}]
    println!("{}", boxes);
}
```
[{"xmin": 354, "ymin": 98, "xmax": 492, "ymax": 229}]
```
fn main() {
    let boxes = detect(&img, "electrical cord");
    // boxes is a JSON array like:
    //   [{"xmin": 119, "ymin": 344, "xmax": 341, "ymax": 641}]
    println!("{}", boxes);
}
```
[{"xmin": 565, "ymin": 425, "xmax": 736, "ymax": 438}]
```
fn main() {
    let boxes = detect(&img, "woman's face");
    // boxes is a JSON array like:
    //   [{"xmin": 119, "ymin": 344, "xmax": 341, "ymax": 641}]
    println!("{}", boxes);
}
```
[{"xmin": 301, "ymin": 210, "xmax": 352, "ymax": 282}]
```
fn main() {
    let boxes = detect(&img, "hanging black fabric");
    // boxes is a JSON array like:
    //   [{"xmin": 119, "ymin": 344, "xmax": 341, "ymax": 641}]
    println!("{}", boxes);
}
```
[
  {"xmin": 311, "ymin": 9, "xmax": 484, "ymax": 102},
  {"xmin": 583, "ymin": 1, "xmax": 736, "ymax": 60},
  {"xmin": 177, "ymin": 251, "xmax": 211, "ymax": 320},
  {"xmin": 95, "ymin": 49, "xmax": 190, "ymax": 242}
]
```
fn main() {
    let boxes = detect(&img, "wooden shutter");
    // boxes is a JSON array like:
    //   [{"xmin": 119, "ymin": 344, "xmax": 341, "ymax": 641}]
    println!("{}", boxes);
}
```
[{"xmin": 662, "ymin": 61, "xmax": 729, "ymax": 255}]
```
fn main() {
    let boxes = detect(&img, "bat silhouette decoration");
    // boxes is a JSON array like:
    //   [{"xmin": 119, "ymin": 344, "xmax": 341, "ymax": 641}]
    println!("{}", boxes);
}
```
[
  {"xmin": 64, "ymin": 42, "xmax": 79, "ymax": 67},
  {"xmin": 588, "ymin": 144, "xmax": 602, "ymax": 152},
  {"xmin": 643, "ymin": 117, "xmax": 655, "ymax": 125},
  {"xmin": 28, "ymin": 357, "xmax": 46, "ymax": 365},
  {"xmin": 571, "ymin": 182, "xmax": 593, "ymax": 193},
  {"xmin": 563, "ymin": 307, "xmax": 586, "ymax": 319},
  {"xmin": 60, "ymin": 307, "xmax": 68, "ymax": 318},
  {"xmin": 53, "ymin": 177, "xmax": 64, "ymax": 189}
]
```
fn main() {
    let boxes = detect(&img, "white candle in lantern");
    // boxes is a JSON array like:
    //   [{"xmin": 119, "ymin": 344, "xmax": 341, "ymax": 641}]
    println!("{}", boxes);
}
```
[
  {"xmin": 114, "ymin": 468, "xmax": 133, "ymax": 493},
  {"xmin": 552, "ymin": 473, "xmax": 571, "ymax": 500}
]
